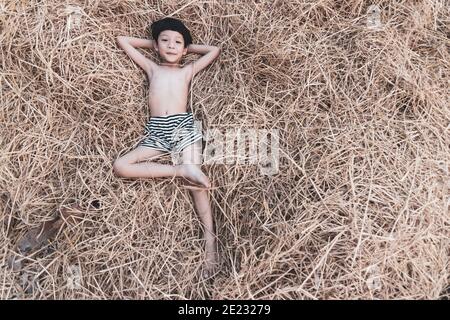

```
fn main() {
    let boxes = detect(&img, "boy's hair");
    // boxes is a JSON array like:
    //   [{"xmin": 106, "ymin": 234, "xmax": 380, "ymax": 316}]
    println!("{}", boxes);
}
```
[{"xmin": 150, "ymin": 17, "xmax": 192, "ymax": 48}]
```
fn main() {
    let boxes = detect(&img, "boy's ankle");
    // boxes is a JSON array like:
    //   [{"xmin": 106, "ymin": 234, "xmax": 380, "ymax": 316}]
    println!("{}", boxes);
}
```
[{"xmin": 174, "ymin": 165, "xmax": 183, "ymax": 177}]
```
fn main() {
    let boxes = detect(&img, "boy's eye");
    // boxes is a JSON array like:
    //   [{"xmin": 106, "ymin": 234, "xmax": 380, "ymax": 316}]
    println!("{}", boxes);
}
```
[{"xmin": 176, "ymin": 41, "xmax": 181, "ymax": 44}]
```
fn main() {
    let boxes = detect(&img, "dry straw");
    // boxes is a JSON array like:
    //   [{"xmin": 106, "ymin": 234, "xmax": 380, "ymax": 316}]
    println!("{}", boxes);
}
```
[{"xmin": 1, "ymin": 0, "xmax": 449, "ymax": 299}]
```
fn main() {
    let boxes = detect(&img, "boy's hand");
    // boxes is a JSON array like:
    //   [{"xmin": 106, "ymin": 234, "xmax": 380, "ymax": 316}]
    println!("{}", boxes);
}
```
[
  {"xmin": 185, "ymin": 44, "xmax": 220, "ymax": 78},
  {"xmin": 117, "ymin": 36, "xmax": 157, "ymax": 74}
]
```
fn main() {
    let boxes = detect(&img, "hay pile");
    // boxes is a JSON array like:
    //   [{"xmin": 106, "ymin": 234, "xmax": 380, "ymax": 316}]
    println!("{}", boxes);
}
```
[{"xmin": 1, "ymin": 0, "xmax": 448, "ymax": 299}]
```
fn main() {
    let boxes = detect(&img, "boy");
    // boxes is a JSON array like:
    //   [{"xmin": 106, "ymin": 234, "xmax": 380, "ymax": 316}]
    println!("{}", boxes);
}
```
[{"xmin": 113, "ymin": 17, "xmax": 220, "ymax": 278}]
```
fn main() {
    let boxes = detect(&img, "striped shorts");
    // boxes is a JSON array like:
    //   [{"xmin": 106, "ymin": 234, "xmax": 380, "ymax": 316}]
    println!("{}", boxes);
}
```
[{"xmin": 138, "ymin": 112, "xmax": 202, "ymax": 153}]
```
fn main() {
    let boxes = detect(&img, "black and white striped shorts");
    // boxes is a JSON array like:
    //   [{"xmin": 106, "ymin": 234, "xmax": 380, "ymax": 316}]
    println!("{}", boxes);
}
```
[{"xmin": 139, "ymin": 112, "xmax": 202, "ymax": 153}]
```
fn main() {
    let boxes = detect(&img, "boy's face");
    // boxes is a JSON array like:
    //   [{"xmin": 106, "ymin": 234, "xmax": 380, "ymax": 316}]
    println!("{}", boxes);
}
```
[{"xmin": 155, "ymin": 30, "xmax": 187, "ymax": 64}]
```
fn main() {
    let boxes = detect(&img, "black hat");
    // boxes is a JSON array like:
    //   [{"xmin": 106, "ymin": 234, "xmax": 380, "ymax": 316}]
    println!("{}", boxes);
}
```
[{"xmin": 150, "ymin": 17, "xmax": 192, "ymax": 47}]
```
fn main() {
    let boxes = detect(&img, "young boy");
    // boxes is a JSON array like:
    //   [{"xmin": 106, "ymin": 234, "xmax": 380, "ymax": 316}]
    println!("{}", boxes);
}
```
[{"xmin": 113, "ymin": 17, "xmax": 220, "ymax": 278}]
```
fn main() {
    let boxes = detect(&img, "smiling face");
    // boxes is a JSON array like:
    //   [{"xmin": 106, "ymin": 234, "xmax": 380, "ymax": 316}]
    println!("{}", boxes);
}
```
[{"xmin": 155, "ymin": 30, "xmax": 188, "ymax": 64}]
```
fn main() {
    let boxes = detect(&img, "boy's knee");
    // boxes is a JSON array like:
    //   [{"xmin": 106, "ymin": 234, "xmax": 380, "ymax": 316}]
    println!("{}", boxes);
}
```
[{"xmin": 113, "ymin": 158, "xmax": 128, "ymax": 177}]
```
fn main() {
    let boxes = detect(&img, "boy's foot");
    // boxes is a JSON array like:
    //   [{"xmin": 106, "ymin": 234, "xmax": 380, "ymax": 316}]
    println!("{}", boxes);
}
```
[
  {"xmin": 202, "ymin": 251, "xmax": 219, "ymax": 280},
  {"xmin": 177, "ymin": 164, "xmax": 211, "ymax": 189}
]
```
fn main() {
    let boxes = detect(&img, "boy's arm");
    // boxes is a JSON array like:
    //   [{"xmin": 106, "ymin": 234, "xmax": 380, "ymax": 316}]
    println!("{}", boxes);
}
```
[
  {"xmin": 116, "ymin": 36, "xmax": 157, "ymax": 74},
  {"xmin": 185, "ymin": 44, "xmax": 221, "ymax": 78}
]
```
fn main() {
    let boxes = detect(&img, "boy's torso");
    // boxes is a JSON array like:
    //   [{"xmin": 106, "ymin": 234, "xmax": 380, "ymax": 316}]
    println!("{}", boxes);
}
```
[{"xmin": 147, "ymin": 65, "xmax": 192, "ymax": 117}]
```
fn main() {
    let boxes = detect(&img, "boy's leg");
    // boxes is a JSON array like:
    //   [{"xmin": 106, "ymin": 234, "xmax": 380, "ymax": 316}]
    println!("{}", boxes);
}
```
[
  {"xmin": 113, "ymin": 146, "xmax": 181, "ymax": 178},
  {"xmin": 180, "ymin": 141, "xmax": 218, "ymax": 277},
  {"xmin": 176, "ymin": 140, "xmax": 211, "ymax": 188}
]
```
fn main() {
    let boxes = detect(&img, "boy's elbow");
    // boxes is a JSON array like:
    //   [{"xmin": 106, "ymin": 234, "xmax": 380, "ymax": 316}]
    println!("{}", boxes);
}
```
[
  {"xmin": 207, "ymin": 45, "xmax": 220, "ymax": 52},
  {"xmin": 213, "ymin": 46, "xmax": 221, "ymax": 57},
  {"xmin": 116, "ymin": 36, "xmax": 128, "ymax": 43}
]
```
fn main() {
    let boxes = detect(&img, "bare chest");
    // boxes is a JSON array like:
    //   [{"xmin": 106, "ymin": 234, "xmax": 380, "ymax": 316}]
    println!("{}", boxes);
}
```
[{"xmin": 148, "ymin": 68, "xmax": 189, "ymax": 93}]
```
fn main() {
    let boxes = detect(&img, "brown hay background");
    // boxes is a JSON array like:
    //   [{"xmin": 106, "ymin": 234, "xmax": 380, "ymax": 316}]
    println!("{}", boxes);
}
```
[{"xmin": 1, "ymin": 0, "xmax": 449, "ymax": 299}]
